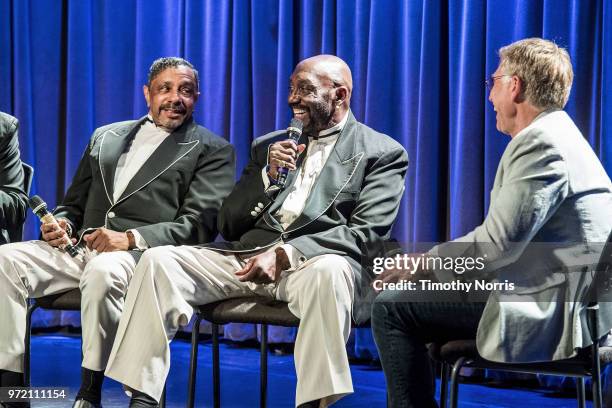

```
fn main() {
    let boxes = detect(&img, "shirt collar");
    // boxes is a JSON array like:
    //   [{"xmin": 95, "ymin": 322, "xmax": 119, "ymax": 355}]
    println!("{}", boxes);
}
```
[
  {"xmin": 311, "ymin": 110, "xmax": 349, "ymax": 140},
  {"xmin": 144, "ymin": 114, "xmax": 170, "ymax": 135},
  {"xmin": 513, "ymin": 108, "xmax": 557, "ymax": 140}
]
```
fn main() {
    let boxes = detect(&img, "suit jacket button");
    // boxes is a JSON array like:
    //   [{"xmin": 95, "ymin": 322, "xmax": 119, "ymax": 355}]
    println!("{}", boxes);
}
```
[
  {"xmin": 281, "ymin": 233, "xmax": 288, "ymax": 239},
  {"xmin": 108, "ymin": 211, "xmax": 116, "ymax": 219},
  {"xmin": 250, "ymin": 211, "xmax": 258, "ymax": 217}
]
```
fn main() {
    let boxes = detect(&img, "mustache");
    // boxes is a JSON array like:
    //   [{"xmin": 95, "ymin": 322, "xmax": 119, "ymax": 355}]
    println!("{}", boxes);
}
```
[{"xmin": 159, "ymin": 103, "xmax": 186, "ymax": 114}]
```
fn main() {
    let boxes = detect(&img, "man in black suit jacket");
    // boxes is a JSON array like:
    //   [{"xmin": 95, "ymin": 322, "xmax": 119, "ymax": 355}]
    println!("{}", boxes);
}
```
[
  {"xmin": 0, "ymin": 112, "xmax": 27, "ymax": 245},
  {"xmin": 0, "ymin": 58, "xmax": 235, "ymax": 408},
  {"xmin": 105, "ymin": 55, "xmax": 408, "ymax": 408}
]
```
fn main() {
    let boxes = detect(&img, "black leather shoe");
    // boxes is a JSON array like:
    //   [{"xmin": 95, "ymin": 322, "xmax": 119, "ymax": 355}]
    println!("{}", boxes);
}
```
[
  {"xmin": 72, "ymin": 399, "xmax": 102, "ymax": 408},
  {"xmin": 297, "ymin": 400, "xmax": 320, "ymax": 408},
  {"xmin": 128, "ymin": 399, "xmax": 158, "ymax": 408}
]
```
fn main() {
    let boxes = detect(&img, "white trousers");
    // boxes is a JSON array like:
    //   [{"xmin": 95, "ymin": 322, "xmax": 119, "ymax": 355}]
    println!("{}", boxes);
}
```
[
  {"xmin": 0, "ymin": 240, "xmax": 136, "ymax": 372},
  {"xmin": 105, "ymin": 245, "xmax": 355, "ymax": 407}
]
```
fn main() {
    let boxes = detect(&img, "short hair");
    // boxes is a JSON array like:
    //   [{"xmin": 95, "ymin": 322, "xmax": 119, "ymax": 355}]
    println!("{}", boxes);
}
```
[
  {"xmin": 498, "ymin": 38, "xmax": 573, "ymax": 109},
  {"xmin": 147, "ymin": 57, "xmax": 199, "ymax": 90}
]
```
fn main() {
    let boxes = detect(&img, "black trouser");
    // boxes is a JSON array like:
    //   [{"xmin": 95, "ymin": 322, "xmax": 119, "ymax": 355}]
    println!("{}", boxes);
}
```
[{"xmin": 371, "ymin": 290, "xmax": 485, "ymax": 408}]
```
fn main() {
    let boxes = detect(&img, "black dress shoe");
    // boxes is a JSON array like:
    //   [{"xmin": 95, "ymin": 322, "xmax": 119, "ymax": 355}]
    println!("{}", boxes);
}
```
[
  {"xmin": 297, "ymin": 400, "xmax": 320, "ymax": 408},
  {"xmin": 128, "ymin": 399, "xmax": 158, "ymax": 408},
  {"xmin": 128, "ymin": 393, "xmax": 158, "ymax": 408},
  {"xmin": 72, "ymin": 399, "xmax": 102, "ymax": 408}
]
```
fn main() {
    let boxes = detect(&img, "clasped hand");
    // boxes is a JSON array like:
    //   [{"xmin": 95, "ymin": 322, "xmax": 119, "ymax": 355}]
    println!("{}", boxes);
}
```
[{"xmin": 83, "ymin": 227, "xmax": 130, "ymax": 252}]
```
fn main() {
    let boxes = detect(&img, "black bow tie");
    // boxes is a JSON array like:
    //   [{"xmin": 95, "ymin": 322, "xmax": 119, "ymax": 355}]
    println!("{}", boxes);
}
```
[{"xmin": 311, "ymin": 129, "xmax": 341, "ymax": 140}]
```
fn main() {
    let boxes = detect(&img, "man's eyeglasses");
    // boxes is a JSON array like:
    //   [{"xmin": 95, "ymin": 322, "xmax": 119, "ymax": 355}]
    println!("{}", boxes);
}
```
[
  {"xmin": 485, "ymin": 74, "xmax": 511, "ymax": 90},
  {"xmin": 288, "ymin": 82, "xmax": 340, "ymax": 98}
]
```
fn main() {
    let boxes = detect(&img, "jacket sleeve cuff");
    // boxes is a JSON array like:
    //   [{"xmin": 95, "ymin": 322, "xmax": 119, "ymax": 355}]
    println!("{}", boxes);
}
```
[
  {"xmin": 261, "ymin": 167, "xmax": 272, "ymax": 190},
  {"xmin": 127, "ymin": 229, "xmax": 149, "ymax": 250},
  {"xmin": 279, "ymin": 244, "xmax": 307, "ymax": 271}
]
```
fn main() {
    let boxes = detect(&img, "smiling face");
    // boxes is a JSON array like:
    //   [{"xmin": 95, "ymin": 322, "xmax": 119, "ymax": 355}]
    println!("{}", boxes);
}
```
[
  {"xmin": 488, "ymin": 65, "xmax": 516, "ymax": 135},
  {"xmin": 143, "ymin": 65, "xmax": 199, "ymax": 131},
  {"xmin": 287, "ymin": 67, "xmax": 339, "ymax": 135}
]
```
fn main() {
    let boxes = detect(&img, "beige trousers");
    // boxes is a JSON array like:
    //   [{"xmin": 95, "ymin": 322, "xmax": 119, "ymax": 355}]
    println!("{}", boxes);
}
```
[
  {"xmin": 105, "ymin": 245, "xmax": 354, "ymax": 407},
  {"xmin": 0, "ymin": 240, "xmax": 136, "ymax": 373}
]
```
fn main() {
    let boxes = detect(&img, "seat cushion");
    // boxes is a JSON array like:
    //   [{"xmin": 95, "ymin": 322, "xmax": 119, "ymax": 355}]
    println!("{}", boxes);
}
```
[
  {"xmin": 198, "ymin": 297, "xmax": 300, "ymax": 327},
  {"xmin": 33, "ymin": 288, "xmax": 81, "ymax": 310},
  {"xmin": 431, "ymin": 340, "xmax": 612, "ymax": 377}
]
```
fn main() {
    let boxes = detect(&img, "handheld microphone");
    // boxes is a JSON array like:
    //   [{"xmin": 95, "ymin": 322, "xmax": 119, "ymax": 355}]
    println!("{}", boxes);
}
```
[
  {"xmin": 28, "ymin": 195, "xmax": 80, "ymax": 258},
  {"xmin": 277, "ymin": 118, "xmax": 303, "ymax": 188}
]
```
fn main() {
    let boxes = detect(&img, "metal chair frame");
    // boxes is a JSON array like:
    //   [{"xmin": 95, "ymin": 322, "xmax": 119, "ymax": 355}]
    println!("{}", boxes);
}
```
[
  {"xmin": 437, "ymin": 304, "xmax": 604, "ymax": 408},
  {"xmin": 436, "ymin": 230, "xmax": 612, "ymax": 408},
  {"xmin": 187, "ymin": 315, "xmax": 275, "ymax": 408},
  {"xmin": 186, "ymin": 298, "xmax": 368, "ymax": 408},
  {"xmin": 24, "ymin": 292, "xmax": 168, "ymax": 406}
]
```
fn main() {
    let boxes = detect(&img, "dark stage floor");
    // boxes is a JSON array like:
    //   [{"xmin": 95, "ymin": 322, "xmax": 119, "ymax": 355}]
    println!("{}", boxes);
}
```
[{"xmin": 26, "ymin": 334, "xmax": 587, "ymax": 407}]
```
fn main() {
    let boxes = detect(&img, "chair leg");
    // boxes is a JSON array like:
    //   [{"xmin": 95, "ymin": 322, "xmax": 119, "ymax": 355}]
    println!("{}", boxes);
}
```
[
  {"xmin": 592, "ymin": 366, "xmax": 603, "ymax": 408},
  {"xmin": 439, "ymin": 362, "xmax": 449, "ymax": 408},
  {"xmin": 260, "ymin": 324, "xmax": 268, "ymax": 408},
  {"xmin": 576, "ymin": 377, "xmax": 585, "ymax": 408},
  {"xmin": 159, "ymin": 384, "xmax": 166, "ymax": 408},
  {"xmin": 449, "ymin": 357, "xmax": 467, "ymax": 408},
  {"xmin": 212, "ymin": 323, "xmax": 220, "ymax": 408},
  {"xmin": 588, "ymin": 305, "xmax": 603, "ymax": 408},
  {"xmin": 24, "ymin": 303, "xmax": 38, "ymax": 387},
  {"xmin": 187, "ymin": 314, "xmax": 202, "ymax": 408}
]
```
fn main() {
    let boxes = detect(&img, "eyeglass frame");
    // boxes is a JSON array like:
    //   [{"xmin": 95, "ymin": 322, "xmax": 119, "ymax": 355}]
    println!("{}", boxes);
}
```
[
  {"xmin": 288, "ymin": 81, "xmax": 341, "ymax": 98},
  {"xmin": 485, "ymin": 74, "xmax": 512, "ymax": 90}
]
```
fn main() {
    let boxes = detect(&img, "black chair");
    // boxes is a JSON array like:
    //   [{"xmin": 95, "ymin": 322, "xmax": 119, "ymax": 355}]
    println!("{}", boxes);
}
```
[
  {"xmin": 187, "ymin": 297, "xmax": 369, "ymax": 408},
  {"xmin": 187, "ymin": 297, "xmax": 300, "ymax": 408},
  {"xmin": 24, "ymin": 289, "xmax": 168, "ymax": 407},
  {"xmin": 24, "ymin": 288, "xmax": 82, "ymax": 385},
  {"xmin": 431, "ymin": 234, "xmax": 612, "ymax": 408},
  {"xmin": 431, "ymin": 337, "xmax": 612, "ymax": 408}
]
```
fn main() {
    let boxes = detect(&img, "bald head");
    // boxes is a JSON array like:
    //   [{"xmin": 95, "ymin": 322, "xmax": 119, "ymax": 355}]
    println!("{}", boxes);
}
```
[
  {"xmin": 288, "ymin": 55, "xmax": 353, "ymax": 134},
  {"xmin": 295, "ymin": 55, "xmax": 353, "ymax": 101}
]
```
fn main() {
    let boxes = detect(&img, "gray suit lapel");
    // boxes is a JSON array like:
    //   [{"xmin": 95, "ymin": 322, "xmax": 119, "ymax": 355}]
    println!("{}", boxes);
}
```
[
  {"xmin": 98, "ymin": 118, "xmax": 144, "ymax": 204},
  {"xmin": 115, "ymin": 118, "xmax": 199, "ymax": 204}
]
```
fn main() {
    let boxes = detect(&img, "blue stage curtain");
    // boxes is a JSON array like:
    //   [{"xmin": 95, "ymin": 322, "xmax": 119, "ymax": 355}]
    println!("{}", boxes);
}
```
[{"xmin": 1, "ymin": 0, "xmax": 612, "ymax": 365}]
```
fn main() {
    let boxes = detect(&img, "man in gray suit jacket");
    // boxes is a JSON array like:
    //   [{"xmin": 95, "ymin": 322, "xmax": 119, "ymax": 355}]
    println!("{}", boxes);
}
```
[
  {"xmin": 0, "ymin": 58, "xmax": 235, "ymax": 408},
  {"xmin": 104, "ymin": 55, "xmax": 408, "ymax": 408},
  {"xmin": 0, "ymin": 112, "xmax": 27, "ymax": 245},
  {"xmin": 372, "ymin": 38, "xmax": 612, "ymax": 407}
]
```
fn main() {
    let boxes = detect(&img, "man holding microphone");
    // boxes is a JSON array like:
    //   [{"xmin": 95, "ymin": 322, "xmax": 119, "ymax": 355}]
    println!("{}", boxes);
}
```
[
  {"xmin": 0, "ymin": 57, "xmax": 235, "ymax": 408},
  {"xmin": 104, "ymin": 54, "xmax": 408, "ymax": 407}
]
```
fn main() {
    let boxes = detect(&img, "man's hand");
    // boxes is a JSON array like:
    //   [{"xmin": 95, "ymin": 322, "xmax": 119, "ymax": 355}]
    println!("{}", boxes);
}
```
[
  {"xmin": 84, "ymin": 227, "xmax": 130, "ymax": 252},
  {"xmin": 267, "ymin": 140, "xmax": 306, "ymax": 180},
  {"xmin": 41, "ymin": 219, "xmax": 75, "ymax": 248},
  {"xmin": 235, "ymin": 248, "xmax": 291, "ymax": 284}
]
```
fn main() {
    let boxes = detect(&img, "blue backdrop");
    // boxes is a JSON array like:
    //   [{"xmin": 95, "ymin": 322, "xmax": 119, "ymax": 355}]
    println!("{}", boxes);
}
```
[{"xmin": 1, "ymin": 0, "xmax": 612, "ymax": 370}]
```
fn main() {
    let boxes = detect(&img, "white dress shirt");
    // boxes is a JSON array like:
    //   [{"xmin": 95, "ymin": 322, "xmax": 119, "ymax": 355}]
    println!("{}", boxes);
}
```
[{"xmin": 114, "ymin": 117, "xmax": 170, "ymax": 249}]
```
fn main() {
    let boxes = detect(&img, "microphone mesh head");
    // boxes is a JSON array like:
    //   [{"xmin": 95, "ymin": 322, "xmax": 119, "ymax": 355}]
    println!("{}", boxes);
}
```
[
  {"xmin": 288, "ymin": 118, "xmax": 303, "ymax": 135},
  {"xmin": 28, "ymin": 195, "xmax": 45, "ymax": 210}
]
